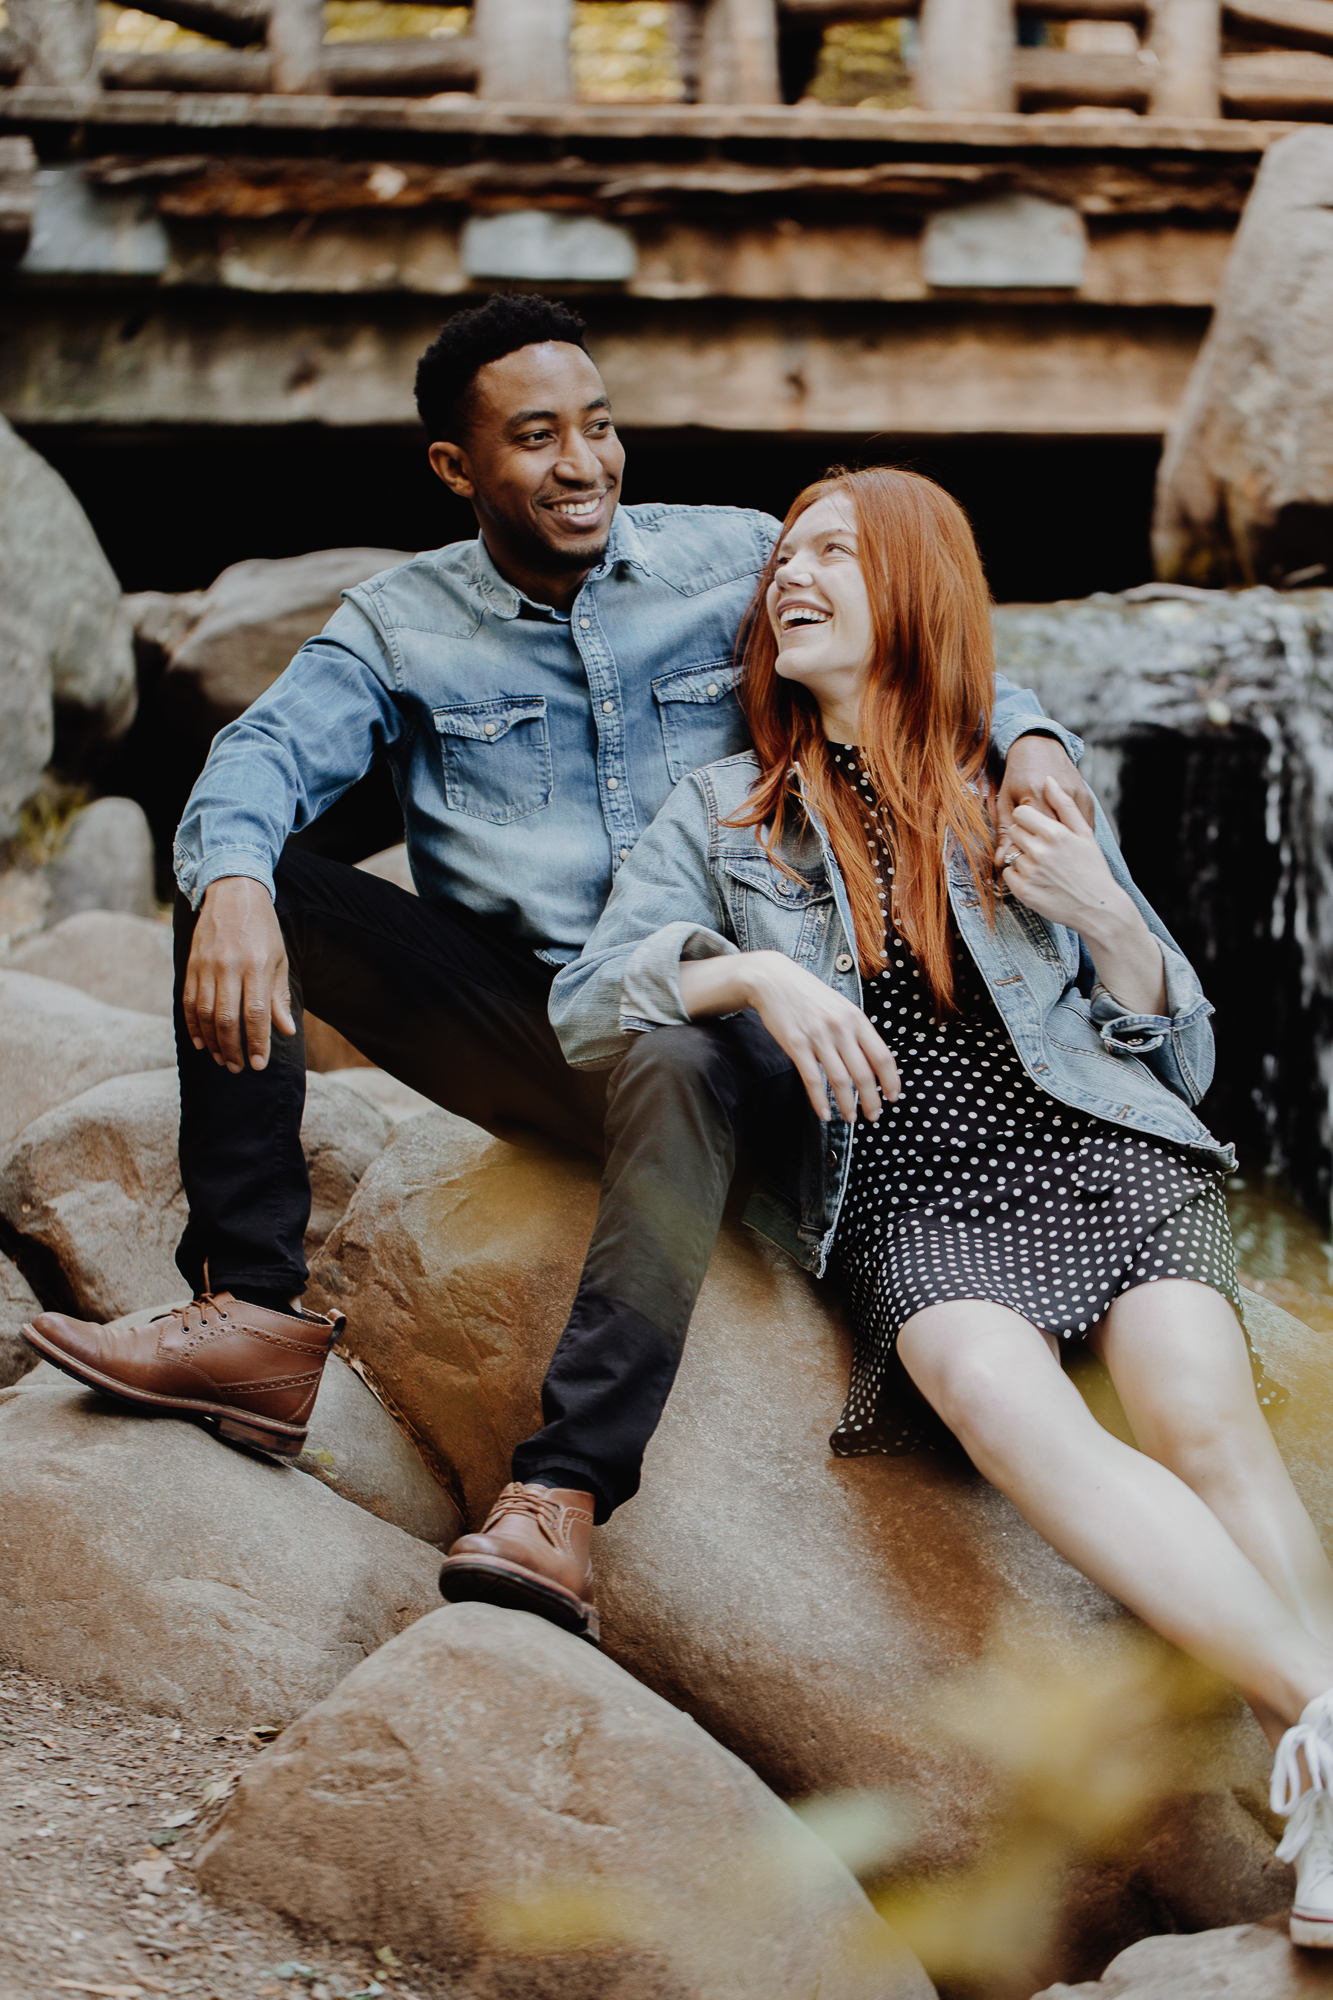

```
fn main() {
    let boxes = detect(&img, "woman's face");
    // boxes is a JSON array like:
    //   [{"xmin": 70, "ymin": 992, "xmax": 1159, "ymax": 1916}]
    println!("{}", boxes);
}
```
[{"xmin": 767, "ymin": 494, "xmax": 875, "ymax": 738}]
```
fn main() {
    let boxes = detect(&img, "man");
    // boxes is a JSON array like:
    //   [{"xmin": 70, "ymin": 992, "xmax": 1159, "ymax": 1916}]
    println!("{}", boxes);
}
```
[{"xmin": 26, "ymin": 294, "xmax": 1087, "ymax": 1643}]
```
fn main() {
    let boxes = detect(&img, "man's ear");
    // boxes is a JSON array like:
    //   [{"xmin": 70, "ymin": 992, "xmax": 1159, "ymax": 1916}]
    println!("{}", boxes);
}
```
[{"xmin": 428, "ymin": 440, "xmax": 473, "ymax": 499}]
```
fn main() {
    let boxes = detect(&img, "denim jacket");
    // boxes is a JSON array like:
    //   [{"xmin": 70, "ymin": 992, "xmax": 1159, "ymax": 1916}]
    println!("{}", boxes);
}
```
[
  {"xmin": 173, "ymin": 505, "xmax": 1081, "ymax": 961},
  {"xmin": 549, "ymin": 752, "xmax": 1234, "ymax": 1277}
]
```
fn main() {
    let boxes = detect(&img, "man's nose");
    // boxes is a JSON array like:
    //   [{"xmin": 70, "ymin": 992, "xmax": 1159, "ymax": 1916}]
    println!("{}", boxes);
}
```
[{"xmin": 554, "ymin": 429, "xmax": 604, "ymax": 484}]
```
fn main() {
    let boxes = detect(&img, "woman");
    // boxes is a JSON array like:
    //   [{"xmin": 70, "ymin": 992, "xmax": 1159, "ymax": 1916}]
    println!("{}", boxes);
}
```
[{"xmin": 549, "ymin": 466, "xmax": 1333, "ymax": 1941}]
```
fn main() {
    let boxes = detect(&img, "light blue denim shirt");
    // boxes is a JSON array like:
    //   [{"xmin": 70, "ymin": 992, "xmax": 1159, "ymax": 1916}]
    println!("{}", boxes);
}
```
[
  {"xmin": 549, "ymin": 752, "xmax": 1234, "ymax": 1276},
  {"xmin": 174, "ymin": 504, "xmax": 1082, "ymax": 963}
]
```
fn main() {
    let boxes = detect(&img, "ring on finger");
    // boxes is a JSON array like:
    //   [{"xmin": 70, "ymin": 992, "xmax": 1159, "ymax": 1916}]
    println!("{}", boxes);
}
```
[{"xmin": 1001, "ymin": 848, "xmax": 1021, "ymax": 869}]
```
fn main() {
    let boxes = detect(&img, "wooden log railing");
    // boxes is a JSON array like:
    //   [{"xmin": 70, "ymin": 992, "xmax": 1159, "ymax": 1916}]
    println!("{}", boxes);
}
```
[{"xmin": 6, "ymin": 0, "xmax": 1333, "ymax": 117}]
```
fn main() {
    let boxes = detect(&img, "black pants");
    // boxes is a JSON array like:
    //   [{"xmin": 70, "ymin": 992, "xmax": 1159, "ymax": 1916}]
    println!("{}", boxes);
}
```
[{"xmin": 173, "ymin": 847, "xmax": 799, "ymax": 1520}]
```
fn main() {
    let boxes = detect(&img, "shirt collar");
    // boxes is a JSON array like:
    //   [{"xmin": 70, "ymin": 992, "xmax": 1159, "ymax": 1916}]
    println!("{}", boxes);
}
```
[{"xmin": 467, "ymin": 505, "xmax": 650, "ymax": 621}]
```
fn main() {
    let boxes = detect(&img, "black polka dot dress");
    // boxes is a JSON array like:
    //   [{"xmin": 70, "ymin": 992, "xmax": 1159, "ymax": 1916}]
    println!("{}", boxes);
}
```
[{"xmin": 825, "ymin": 747, "xmax": 1264, "ymax": 1458}]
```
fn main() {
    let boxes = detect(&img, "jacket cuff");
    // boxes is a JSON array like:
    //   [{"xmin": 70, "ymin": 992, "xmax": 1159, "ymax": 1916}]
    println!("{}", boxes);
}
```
[
  {"xmin": 620, "ymin": 921, "xmax": 738, "ymax": 1030},
  {"xmin": 994, "ymin": 716, "xmax": 1085, "ymax": 766},
  {"xmin": 1091, "ymin": 946, "xmax": 1211, "ymax": 1054},
  {"xmin": 174, "ymin": 845, "xmax": 277, "ymax": 913}
]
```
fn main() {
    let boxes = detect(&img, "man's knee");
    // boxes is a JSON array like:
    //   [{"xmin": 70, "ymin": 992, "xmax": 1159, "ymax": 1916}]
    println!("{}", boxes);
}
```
[{"xmin": 609, "ymin": 1022, "xmax": 744, "ymax": 1118}]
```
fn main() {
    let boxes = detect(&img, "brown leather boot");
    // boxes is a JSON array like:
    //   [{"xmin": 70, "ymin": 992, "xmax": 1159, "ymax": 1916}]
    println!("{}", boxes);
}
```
[
  {"xmin": 439, "ymin": 1482, "xmax": 599, "ymax": 1643},
  {"xmin": 22, "ymin": 1292, "xmax": 345, "ymax": 1458}
]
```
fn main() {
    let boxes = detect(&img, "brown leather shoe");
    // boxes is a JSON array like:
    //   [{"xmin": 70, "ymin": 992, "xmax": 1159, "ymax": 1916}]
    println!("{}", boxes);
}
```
[
  {"xmin": 22, "ymin": 1292, "xmax": 345, "ymax": 1458},
  {"xmin": 439, "ymin": 1482, "xmax": 599, "ymax": 1643}
]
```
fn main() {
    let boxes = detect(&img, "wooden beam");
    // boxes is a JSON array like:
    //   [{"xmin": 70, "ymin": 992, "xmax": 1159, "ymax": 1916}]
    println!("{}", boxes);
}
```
[
  {"xmin": 919, "ymin": 0, "xmax": 1016, "ymax": 110},
  {"xmin": 1013, "ymin": 46, "xmax": 1154, "ymax": 102},
  {"xmin": 1225, "ymin": 0, "xmax": 1333, "ymax": 54},
  {"xmin": 1222, "ymin": 46, "xmax": 1333, "ymax": 106},
  {"xmin": 267, "ymin": 0, "xmax": 323, "ymax": 94},
  {"xmin": 0, "ymin": 86, "xmax": 1300, "ymax": 146},
  {"xmin": 100, "ymin": 38, "xmax": 479, "ymax": 94},
  {"xmin": 0, "ymin": 132, "xmax": 35, "ymax": 264},
  {"xmin": 700, "ymin": 0, "xmax": 782, "ymax": 103},
  {"xmin": 777, "ymin": 0, "xmax": 916, "ymax": 18},
  {"xmin": 5, "ymin": 0, "xmax": 99, "ymax": 85},
  {"xmin": 118, "ymin": 0, "xmax": 269, "ymax": 49},
  {"xmin": 474, "ymin": 0, "xmax": 572, "ymax": 100},
  {"xmin": 1147, "ymin": 0, "xmax": 1220, "ymax": 116}
]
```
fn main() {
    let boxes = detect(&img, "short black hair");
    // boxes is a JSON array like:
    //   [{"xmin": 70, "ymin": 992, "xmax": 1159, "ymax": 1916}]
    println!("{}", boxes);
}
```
[{"xmin": 414, "ymin": 294, "xmax": 590, "ymax": 444}]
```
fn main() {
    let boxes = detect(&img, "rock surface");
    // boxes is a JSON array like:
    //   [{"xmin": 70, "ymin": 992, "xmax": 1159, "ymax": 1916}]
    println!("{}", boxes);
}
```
[
  {"xmin": 0, "ymin": 414, "xmax": 136, "ymax": 839},
  {"xmin": 297, "ymin": 1350, "xmax": 462, "ymax": 1550},
  {"xmin": 324, "ymin": 1065, "xmax": 435, "ymax": 1124},
  {"xmin": 306, "ymin": 1114, "xmax": 1310, "ymax": 1986},
  {"xmin": 0, "ymin": 968, "xmax": 173, "ymax": 1154},
  {"xmin": 0, "ymin": 1248, "xmax": 40, "ymax": 1387},
  {"xmin": 1154, "ymin": 125, "xmax": 1333, "ymax": 589},
  {"xmin": 43, "ymin": 796, "xmax": 157, "ymax": 925},
  {"xmin": 1031, "ymin": 1921, "xmax": 1332, "ymax": 1998},
  {"xmin": 3, "ymin": 908, "xmax": 174, "ymax": 1014},
  {"xmin": 0, "ymin": 1370, "xmax": 442, "ymax": 1726},
  {"xmin": 154, "ymin": 548, "xmax": 411, "ymax": 746},
  {"xmin": 0, "ymin": 1067, "xmax": 391, "ymax": 1320},
  {"xmin": 195, "ymin": 1601, "xmax": 931, "ymax": 2000}
]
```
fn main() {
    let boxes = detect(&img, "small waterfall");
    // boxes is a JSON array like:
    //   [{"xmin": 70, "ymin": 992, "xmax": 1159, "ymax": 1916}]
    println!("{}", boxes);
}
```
[{"xmin": 994, "ymin": 585, "xmax": 1333, "ymax": 1220}]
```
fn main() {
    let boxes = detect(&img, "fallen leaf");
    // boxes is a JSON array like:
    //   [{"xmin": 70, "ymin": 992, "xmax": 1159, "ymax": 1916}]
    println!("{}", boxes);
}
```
[
  {"xmin": 199, "ymin": 1776, "xmax": 234, "ymax": 1807},
  {"xmin": 147, "ymin": 1829, "xmax": 181, "ymax": 1849},
  {"xmin": 373, "ymin": 1948, "xmax": 401, "ymax": 1969},
  {"xmin": 159, "ymin": 1807, "xmax": 197, "ymax": 1827},
  {"xmin": 128, "ymin": 1852, "xmax": 175, "ymax": 1892}
]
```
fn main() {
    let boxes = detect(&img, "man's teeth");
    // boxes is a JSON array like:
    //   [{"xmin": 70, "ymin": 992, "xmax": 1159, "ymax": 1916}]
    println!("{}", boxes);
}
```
[
  {"xmin": 552, "ymin": 497, "xmax": 601, "ymax": 519},
  {"xmin": 781, "ymin": 607, "xmax": 830, "ymax": 630}
]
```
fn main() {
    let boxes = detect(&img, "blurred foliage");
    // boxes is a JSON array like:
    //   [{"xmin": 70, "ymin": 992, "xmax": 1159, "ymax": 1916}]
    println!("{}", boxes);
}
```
[
  {"xmin": 572, "ymin": 1, "xmax": 683, "ymax": 101},
  {"xmin": 804, "ymin": 19, "xmax": 913, "ymax": 109},
  {"xmin": 96, "ymin": 6, "xmax": 226, "ymax": 52},
  {"xmin": 13, "ymin": 781, "xmax": 89, "ymax": 869},
  {"xmin": 322, "ymin": 3, "xmax": 467, "ymax": 40}
]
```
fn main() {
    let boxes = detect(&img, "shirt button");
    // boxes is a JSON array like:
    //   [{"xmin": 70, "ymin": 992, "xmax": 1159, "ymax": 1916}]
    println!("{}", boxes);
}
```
[
  {"xmin": 579, "ymin": 617, "xmax": 591, "ymax": 629},
  {"xmin": 835, "ymin": 952, "xmax": 854, "ymax": 972},
  {"xmin": 601, "ymin": 699, "xmax": 614, "ymax": 713},
  {"xmin": 706, "ymin": 682, "xmax": 719, "ymax": 697},
  {"xmin": 607, "ymin": 776, "xmax": 618, "ymax": 790},
  {"xmin": 483, "ymin": 722, "xmax": 496, "ymax": 737},
  {"xmin": 777, "ymin": 881, "xmax": 791, "ymax": 896},
  {"xmin": 619, "ymin": 846, "xmax": 629, "ymax": 860}
]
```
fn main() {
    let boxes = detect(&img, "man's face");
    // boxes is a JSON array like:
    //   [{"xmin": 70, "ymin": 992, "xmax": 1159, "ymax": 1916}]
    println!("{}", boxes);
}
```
[{"xmin": 428, "ymin": 342, "xmax": 625, "ymax": 580}]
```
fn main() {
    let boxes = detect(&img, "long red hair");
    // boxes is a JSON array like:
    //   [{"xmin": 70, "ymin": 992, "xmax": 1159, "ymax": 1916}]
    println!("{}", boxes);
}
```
[{"xmin": 732, "ymin": 466, "xmax": 997, "ymax": 1011}]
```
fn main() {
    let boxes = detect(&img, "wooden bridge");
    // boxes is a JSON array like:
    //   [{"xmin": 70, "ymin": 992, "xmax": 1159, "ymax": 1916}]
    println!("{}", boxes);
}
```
[{"xmin": 2, "ymin": 0, "xmax": 1331, "ymax": 447}]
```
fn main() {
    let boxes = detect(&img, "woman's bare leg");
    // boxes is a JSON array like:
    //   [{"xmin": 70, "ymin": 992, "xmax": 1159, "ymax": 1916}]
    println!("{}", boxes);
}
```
[
  {"xmin": 1092, "ymin": 1280, "xmax": 1333, "ymax": 1651},
  {"xmin": 896, "ymin": 1300, "xmax": 1333, "ymax": 1737}
]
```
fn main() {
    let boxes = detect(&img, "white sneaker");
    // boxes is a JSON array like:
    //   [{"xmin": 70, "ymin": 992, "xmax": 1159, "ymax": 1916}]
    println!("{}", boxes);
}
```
[{"xmin": 1271, "ymin": 1687, "xmax": 1333, "ymax": 1948}]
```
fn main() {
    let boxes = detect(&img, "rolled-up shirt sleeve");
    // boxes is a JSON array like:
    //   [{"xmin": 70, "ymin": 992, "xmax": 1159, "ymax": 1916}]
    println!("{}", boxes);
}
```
[{"xmin": 620, "ymin": 920, "xmax": 738, "ymax": 1033}]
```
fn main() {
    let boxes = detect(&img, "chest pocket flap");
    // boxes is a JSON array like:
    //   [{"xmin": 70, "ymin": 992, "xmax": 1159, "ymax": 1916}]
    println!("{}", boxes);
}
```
[
  {"xmin": 651, "ymin": 662, "xmax": 748, "ymax": 784},
  {"xmin": 433, "ymin": 696, "xmax": 551, "ymax": 824},
  {"xmin": 721, "ymin": 853, "xmax": 831, "ymax": 908}
]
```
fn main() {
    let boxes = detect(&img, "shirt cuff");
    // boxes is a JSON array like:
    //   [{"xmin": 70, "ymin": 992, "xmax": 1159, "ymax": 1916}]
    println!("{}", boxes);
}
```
[
  {"xmin": 993, "ymin": 717, "xmax": 1086, "ymax": 766},
  {"xmin": 620, "ymin": 921, "xmax": 738, "ymax": 1030},
  {"xmin": 174, "ymin": 844, "xmax": 277, "ymax": 912}
]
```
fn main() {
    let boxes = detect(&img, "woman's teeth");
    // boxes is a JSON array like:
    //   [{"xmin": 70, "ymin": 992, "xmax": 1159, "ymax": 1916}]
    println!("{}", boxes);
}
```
[
  {"xmin": 552, "ymin": 497, "xmax": 602, "ymax": 519},
  {"xmin": 780, "ymin": 606, "xmax": 830, "ymax": 631}
]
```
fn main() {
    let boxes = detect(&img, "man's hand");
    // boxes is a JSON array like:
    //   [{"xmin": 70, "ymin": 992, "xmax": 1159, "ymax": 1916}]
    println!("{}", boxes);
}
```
[
  {"xmin": 679, "ymin": 950, "xmax": 900, "ymax": 1124},
  {"xmin": 182, "ymin": 876, "xmax": 295, "ymax": 1074},
  {"xmin": 995, "ymin": 734, "xmax": 1094, "ymax": 874}
]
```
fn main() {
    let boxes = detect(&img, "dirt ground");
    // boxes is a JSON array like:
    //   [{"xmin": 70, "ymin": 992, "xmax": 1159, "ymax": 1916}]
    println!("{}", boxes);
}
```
[{"xmin": 0, "ymin": 1664, "xmax": 463, "ymax": 2000}]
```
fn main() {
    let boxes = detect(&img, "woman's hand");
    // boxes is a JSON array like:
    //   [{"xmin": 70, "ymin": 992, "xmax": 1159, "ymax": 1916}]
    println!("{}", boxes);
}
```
[
  {"xmin": 999, "ymin": 779, "xmax": 1167, "ymax": 1016},
  {"xmin": 678, "ymin": 951, "xmax": 900, "ymax": 1124}
]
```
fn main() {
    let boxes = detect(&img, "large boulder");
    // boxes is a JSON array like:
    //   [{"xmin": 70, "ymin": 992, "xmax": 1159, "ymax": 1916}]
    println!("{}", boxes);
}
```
[
  {"xmin": 0, "ymin": 413, "xmax": 136, "ymax": 839},
  {"xmin": 0, "ymin": 969, "xmax": 173, "ymax": 1154},
  {"xmin": 145, "ymin": 548, "xmax": 411, "ymax": 748},
  {"xmin": 195, "ymin": 1601, "xmax": 931, "ymax": 2000},
  {"xmin": 42, "ymin": 795, "xmax": 157, "ymax": 925},
  {"xmin": 306, "ymin": 1114, "xmax": 1311, "ymax": 1988},
  {"xmin": 0, "ymin": 1248, "xmax": 40, "ymax": 1387},
  {"xmin": 3, "ymin": 908, "xmax": 173, "ymax": 1015},
  {"xmin": 295, "ymin": 1350, "xmax": 462, "ymax": 1550},
  {"xmin": 1031, "ymin": 1922, "xmax": 1333, "ymax": 1998},
  {"xmin": 1153, "ymin": 126, "xmax": 1333, "ymax": 589},
  {"xmin": 0, "ymin": 1369, "xmax": 442, "ymax": 1726},
  {"xmin": 0, "ymin": 1067, "xmax": 391, "ymax": 1319}
]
